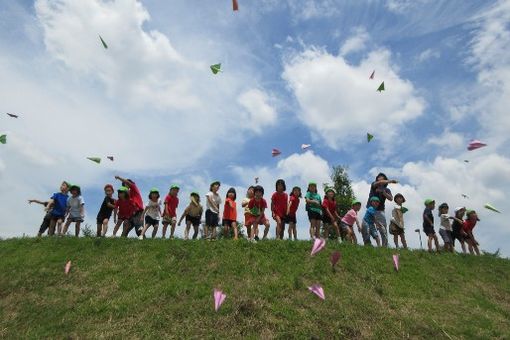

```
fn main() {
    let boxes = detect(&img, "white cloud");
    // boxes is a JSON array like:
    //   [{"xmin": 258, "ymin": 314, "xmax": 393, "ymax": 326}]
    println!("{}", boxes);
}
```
[
  {"xmin": 386, "ymin": 0, "xmax": 432, "ymax": 13},
  {"xmin": 427, "ymin": 130, "xmax": 464, "ymax": 150},
  {"xmin": 282, "ymin": 46, "xmax": 425, "ymax": 150},
  {"xmin": 288, "ymin": 0, "xmax": 339, "ymax": 21},
  {"xmin": 237, "ymin": 89, "xmax": 278, "ymax": 134},
  {"xmin": 416, "ymin": 48, "xmax": 440, "ymax": 63},
  {"xmin": 339, "ymin": 27, "xmax": 369, "ymax": 56}
]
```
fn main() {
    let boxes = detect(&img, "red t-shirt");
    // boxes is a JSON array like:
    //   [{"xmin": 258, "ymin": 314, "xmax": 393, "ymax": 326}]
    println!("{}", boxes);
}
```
[
  {"xmin": 322, "ymin": 198, "xmax": 337, "ymax": 217},
  {"xmin": 115, "ymin": 199, "xmax": 136, "ymax": 219},
  {"xmin": 463, "ymin": 220, "xmax": 477, "ymax": 233},
  {"xmin": 248, "ymin": 198, "xmax": 267, "ymax": 218},
  {"xmin": 223, "ymin": 198, "xmax": 237, "ymax": 221},
  {"xmin": 271, "ymin": 192, "xmax": 288, "ymax": 218},
  {"xmin": 288, "ymin": 195, "xmax": 300, "ymax": 217},
  {"xmin": 128, "ymin": 182, "xmax": 144, "ymax": 211},
  {"xmin": 164, "ymin": 195, "xmax": 179, "ymax": 217}
]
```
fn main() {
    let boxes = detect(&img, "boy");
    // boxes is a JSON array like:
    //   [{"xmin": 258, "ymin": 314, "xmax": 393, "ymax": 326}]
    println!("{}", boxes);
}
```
[
  {"xmin": 163, "ymin": 185, "xmax": 180, "ymax": 239},
  {"xmin": 423, "ymin": 199, "xmax": 440, "ymax": 252},
  {"xmin": 96, "ymin": 184, "xmax": 116, "ymax": 237},
  {"xmin": 205, "ymin": 181, "xmax": 222, "ymax": 240},
  {"xmin": 366, "ymin": 173, "xmax": 398, "ymax": 247},
  {"xmin": 114, "ymin": 176, "xmax": 144, "ymax": 237},
  {"xmin": 463, "ymin": 210, "xmax": 480, "ymax": 255},
  {"xmin": 28, "ymin": 199, "xmax": 52, "ymax": 236},
  {"xmin": 362, "ymin": 196, "xmax": 382, "ymax": 246},
  {"xmin": 47, "ymin": 181, "xmax": 70, "ymax": 236}
]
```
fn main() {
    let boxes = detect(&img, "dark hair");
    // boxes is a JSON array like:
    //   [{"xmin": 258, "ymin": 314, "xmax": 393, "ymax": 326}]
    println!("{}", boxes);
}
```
[
  {"xmin": 226, "ymin": 187, "xmax": 237, "ymax": 200},
  {"xmin": 290, "ymin": 186, "xmax": 302, "ymax": 198},
  {"xmin": 253, "ymin": 185, "xmax": 264, "ymax": 195},
  {"xmin": 70, "ymin": 185, "xmax": 81, "ymax": 196},
  {"xmin": 104, "ymin": 184, "xmax": 114, "ymax": 192},
  {"xmin": 275, "ymin": 179, "xmax": 286, "ymax": 192},
  {"xmin": 210, "ymin": 181, "xmax": 221, "ymax": 191},
  {"xmin": 148, "ymin": 191, "xmax": 160, "ymax": 200},
  {"xmin": 438, "ymin": 203, "xmax": 449, "ymax": 216},
  {"xmin": 376, "ymin": 172, "xmax": 388, "ymax": 181}
]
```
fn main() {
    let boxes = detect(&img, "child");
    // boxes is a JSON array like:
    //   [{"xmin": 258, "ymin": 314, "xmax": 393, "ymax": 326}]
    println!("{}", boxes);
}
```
[
  {"xmin": 222, "ymin": 188, "xmax": 238, "ymax": 240},
  {"xmin": 247, "ymin": 185, "xmax": 269, "ymax": 242},
  {"xmin": 271, "ymin": 179, "xmax": 288, "ymax": 240},
  {"xmin": 362, "ymin": 196, "xmax": 382, "ymax": 246},
  {"xmin": 47, "ymin": 181, "xmax": 70, "ymax": 236},
  {"xmin": 423, "ymin": 199, "xmax": 440, "ymax": 252},
  {"xmin": 162, "ymin": 185, "xmax": 180, "ymax": 239},
  {"xmin": 341, "ymin": 200, "xmax": 362, "ymax": 244},
  {"xmin": 322, "ymin": 188, "xmax": 341, "ymax": 242},
  {"xmin": 178, "ymin": 192, "xmax": 203, "ymax": 240},
  {"xmin": 389, "ymin": 193, "xmax": 408, "ymax": 249},
  {"xmin": 451, "ymin": 207, "xmax": 467, "ymax": 253},
  {"xmin": 139, "ymin": 188, "xmax": 162, "ymax": 239},
  {"xmin": 463, "ymin": 210, "xmax": 481, "ymax": 255},
  {"xmin": 62, "ymin": 185, "xmax": 85, "ymax": 237},
  {"xmin": 242, "ymin": 186, "xmax": 255, "ymax": 238},
  {"xmin": 438, "ymin": 203, "xmax": 454, "ymax": 252},
  {"xmin": 286, "ymin": 186, "xmax": 301, "ymax": 240},
  {"xmin": 205, "ymin": 181, "xmax": 222, "ymax": 240},
  {"xmin": 96, "ymin": 184, "xmax": 116, "ymax": 237},
  {"xmin": 305, "ymin": 182, "xmax": 322, "ymax": 239},
  {"xmin": 28, "ymin": 199, "xmax": 52, "ymax": 237},
  {"xmin": 114, "ymin": 176, "xmax": 145, "ymax": 237},
  {"xmin": 112, "ymin": 187, "xmax": 134, "ymax": 237}
]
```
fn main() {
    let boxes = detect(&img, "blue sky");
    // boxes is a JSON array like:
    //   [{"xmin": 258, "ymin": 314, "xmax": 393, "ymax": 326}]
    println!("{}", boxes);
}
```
[{"xmin": 1, "ymin": 0, "xmax": 509, "ymax": 255}]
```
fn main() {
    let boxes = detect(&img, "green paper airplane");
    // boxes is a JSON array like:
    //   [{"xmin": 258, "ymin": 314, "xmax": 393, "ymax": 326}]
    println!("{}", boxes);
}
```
[
  {"xmin": 99, "ymin": 35, "xmax": 108, "ymax": 49},
  {"xmin": 210, "ymin": 63, "xmax": 222, "ymax": 74},
  {"xmin": 367, "ymin": 133, "xmax": 374, "ymax": 143},
  {"xmin": 87, "ymin": 157, "xmax": 101, "ymax": 164},
  {"xmin": 484, "ymin": 203, "xmax": 500, "ymax": 213},
  {"xmin": 401, "ymin": 207, "xmax": 409, "ymax": 214},
  {"xmin": 0, "ymin": 134, "xmax": 6, "ymax": 144},
  {"xmin": 377, "ymin": 81, "xmax": 385, "ymax": 92}
]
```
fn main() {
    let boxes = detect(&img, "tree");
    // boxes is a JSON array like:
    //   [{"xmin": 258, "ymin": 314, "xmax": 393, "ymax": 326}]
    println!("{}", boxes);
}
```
[{"xmin": 323, "ymin": 165, "xmax": 356, "ymax": 219}]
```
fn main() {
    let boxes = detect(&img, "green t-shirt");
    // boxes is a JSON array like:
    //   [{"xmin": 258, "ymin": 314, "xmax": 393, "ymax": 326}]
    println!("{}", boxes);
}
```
[{"xmin": 305, "ymin": 192, "xmax": 322, "ymax": 214}]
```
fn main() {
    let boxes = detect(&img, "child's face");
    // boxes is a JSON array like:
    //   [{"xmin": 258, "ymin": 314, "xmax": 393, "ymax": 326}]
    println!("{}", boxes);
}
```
[
  {"xmin": 293, "ymin": 188, "xmax": 300, "ymax": 196},
  {"xmin": 247, "ymin": 188, "xmax": 254, "ymax": 198},
  {"xmin": 170, "ymin": 188, "xmax": 179, "ymax": 196},
  {"xmin": 353, "ymin": 203, "xmax": 361, "ymax": 212},
  {"xmin": 60, "ymin": 182, "xmax": 69, "ymax": 193},
  {"xmin": 70, "ymin": 189, "xmax": 79, "ymax": 197},
  {"xmin": 395, "ymin": 197, "xmax": 403, "ymax": 205},
  {"xmin": 227, "ymin": 192, "xmax": 235, "ymax": 199},
  {"xmin": 254, "ymin": 191, "xmax": 262, "ymax": 199},
  {"xmin": 457, "ymin": 210, "xmax": 465, "ymax": 218},
  {"xmin": 428, "ymin": 202, "xmax": 435, "ymax": 210},
  {"xmin": 371, "ymin": 200, "xmax": 380, "ymax": 208},
  {"xmin": 327, "ymin": 191, "xmax": 335, "ymax": 199},
  {"xmin": 212, "ymin": 184, "xmax": 220, "ymax": 193},
  {"xmin": 150, "ymin": 193, "xmax": 159, "ymax": 201},
  {"xmin": 105, "ymin": 188, "xmax": 113, "ymax": 197},
  {"xmin": 468, "ymin": 212, "xmax": 478, "ymax": 221},
  {"xmin": 309, "ymin": 184, "xmax": 317, "ymax": 193},
  {"xmin": 441, "ymin": 207, "xmax": 449, "ymax": 214},
  {"xmin": 118, "ymin": 192, "xmax": 127, "ymax": 200},
  {"xmin": 276, "ymin": 183, "xmax": 284, "ymax": 192}
]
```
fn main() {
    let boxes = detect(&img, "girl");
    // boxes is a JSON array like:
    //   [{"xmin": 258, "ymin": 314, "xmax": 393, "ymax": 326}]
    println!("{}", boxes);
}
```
[
  {"xmin": 438, "ymin": 203, "xmax": 454, "ymax": 252},
  {"xmin": 96, "ymin": 184, "xmax": 115, "ymax": 237},
  {"xmin": 242, "ymin": 186, "xmax": 255, "ymax": 238},
  {"xmin": 139, "ymin": 188, "xmax": 162, "ymax": 239},
  {"xmin": 205, "ymin": 181, "xmax": 222, "ymax": 241},
  {"xmin": 47, "ymin": 181, "xmax": 69, "ymax": 236},
  {"xmin": 222, "ymin": 188, "xmax": 238, "ymax": 240},
  {"xmin": 451, "ymin": 207, "xmax": 467, "ymax": 253},
  {"xmin": 113, "ymin": 187, "xmax": 134, "ymax": 237},
  {"xmin": 62, "ymin": 185, "xmax": 85, "ymax": 237},
  {"xmin": 423, "ymin": 199, "xmax": 440, "ymax": 252},
  {"xmin": 362, "ymin": 197, "xmax": 382, "ymax": 246},
  {"xmin": 463, "ymin": 210, "xmax": 481, "ymax": 255},
  {"xmin": 305, "ymin": 182, "xmax": 322, "ymax": 239},
  {"xmin": 247, "ymin": 185, "xmax": 269, "ymax": 243},
  {"xmin": 322, "ymin": 188, "xmax": 341, "ymax": 242},
  {"xmin": 162, "ymin": 185, "xmax": 180, "ymax": 239},
  {"xmin": 271, "ymin": 179, "xmax": 288, "ymax": 240},
  {"xmin": 366, "ymin": 173, "xmax": 398, "ymax": 247},
  {"xmin": 389, "ymin": 193, "xmax": 408, "ymax": 249},
  {"xmin": 286, "ymin": 186, "xmax": 301, "ymax": 240},
  {"xmin": 341, "ymin": 200, "xmax": 362, "ymax": 244},
  {"xmin": 178, "ymin": 192, "xmax": 203, "ymax": 240}
]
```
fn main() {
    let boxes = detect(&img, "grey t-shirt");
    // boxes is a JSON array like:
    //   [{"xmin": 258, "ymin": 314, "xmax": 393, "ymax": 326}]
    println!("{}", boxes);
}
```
[{"xmin": 67, "ymin": 196, "xmax": 85, "ymax": 218}]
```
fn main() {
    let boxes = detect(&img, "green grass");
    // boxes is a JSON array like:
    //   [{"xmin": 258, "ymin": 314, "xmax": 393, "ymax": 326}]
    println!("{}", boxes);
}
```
[{"xmin": 1, "ymin": 237, "xmax": 509, "ymax": 339}]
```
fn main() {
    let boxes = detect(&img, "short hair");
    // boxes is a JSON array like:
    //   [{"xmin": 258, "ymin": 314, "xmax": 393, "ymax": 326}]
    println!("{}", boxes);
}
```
[
  {"xmin": 290, "ymin": 186, "xmax": 302, "ymax": 198},
  {"xmin": 275, "ymin": 179, "xmax": 286, "ymax": 191},
  {"xmin": 253, "ymin": 185, "xmax": 264, "ymax": 195},
  {"xmin": 226, "ymin": 187, "xmax": 237, "ymax": 200}
]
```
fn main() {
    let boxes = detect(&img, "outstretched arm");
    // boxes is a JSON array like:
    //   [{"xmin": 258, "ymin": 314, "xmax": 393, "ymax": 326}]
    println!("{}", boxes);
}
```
[
  {"xmin": 114, "ymin": 175, "xmax": 131, "ymax": 187},
  {"xmin": 28, "ymin": 199, "xmax": 47, "ymax": 206}
]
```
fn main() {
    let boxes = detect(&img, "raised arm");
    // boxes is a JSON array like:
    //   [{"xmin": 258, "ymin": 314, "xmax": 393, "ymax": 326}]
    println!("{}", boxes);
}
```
[{"xmin": 28, "ymin": 199, "xmax": 47, "ymax": 206}]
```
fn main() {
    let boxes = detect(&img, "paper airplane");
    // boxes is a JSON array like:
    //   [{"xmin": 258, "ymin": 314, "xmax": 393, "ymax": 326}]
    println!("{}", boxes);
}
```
[
  {"xmin": 272, "ymin": 148, "xmax": 281, "ymax": 157},
  {"xmin": 367, "ymin": 133, "xmax": 374, "ymax": 143},
  {"xmin": 0, "ymin": 134, "xmax": 6, "ymax": 144},
  {"xmin": 414, "ymin": 229, "xmax": 420, "ymax": 233},
  {"xmin": 65, "ymin": 260, "xmax": 72, "ymax": 275},
  {"xmin": 377, "ymin": 81, "xmax": 385, "ymax": 92},
  {"xmin": 232, "ymin": 0, "xmax": 239, "ymax": 11},
  {"xmin": 400, "ymin": 207, "xmax": 409, "ymax": 213},
  {"xmin": 301, "ymin": 144, "xmax": 311, "ymax": 150},
  {"xmin": 484, "ymin": 203, "xmax": 501, "ymax": 213},
  {"xmin": 6, "ymin": 113, "xmax": 18, "ymax": 118},
  {"xmin": 467, "ymin": 140, "xmax": 487, "ymax": 151},
  {"xmin": 87, "ymin": 157, "xmax": 101, "ymax": 164},
  {"xmin": 213, "ymin": 289, "xmax": 226, "ymax": 311},
  {"xmin": 107, "ymin": 156, "xmax": 114, "ymax": 161},
  {"xmin": 369, "ymin": 70, "xmax": 375, "ymax": 79},
  {"xmin": 330, "ymin": 251, "xmax": 341, "ymax": 269},
  {"xmin": 464, "ymin": 160, "xmax": 469, "ymax": 163},
  {"xmin": 99, "ymin": 35, "xmax": 108, "ymax": 49},
  {"xmin": 392, "ymin": 254, "xmax": 399, "ymax": 272},
  {"xmin": 461, "ymin": 194, "xmax": 469, "ymax": 199},
  {"xmin": 310, "ymin": 238, "xmax": 325, "ymax": 256},
  {"xmin": 210, "ymin": 63, "xmax": 222, "ymax": 74},
  {"xmin": 254, "ymin": 177, "xmax": 259, "ymax": 184},
  {"xmin": 308, "ymin": 284, "xmax": 325, "ymax": 300}
]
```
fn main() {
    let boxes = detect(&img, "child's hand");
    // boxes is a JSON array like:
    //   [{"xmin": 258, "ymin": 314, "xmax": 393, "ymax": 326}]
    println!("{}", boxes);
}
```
[{"xmin": 391, "ymin": 179, "xmax": 398, "ymax": 184}]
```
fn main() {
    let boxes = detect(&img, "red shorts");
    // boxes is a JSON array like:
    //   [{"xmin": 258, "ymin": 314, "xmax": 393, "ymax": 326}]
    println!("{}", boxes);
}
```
[{"xmin": 245, "ymin": 213, "xmax": 268, "ymax": 226}]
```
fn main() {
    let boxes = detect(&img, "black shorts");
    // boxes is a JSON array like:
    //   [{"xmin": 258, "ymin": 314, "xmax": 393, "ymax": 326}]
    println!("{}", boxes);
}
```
[
  {"xmin": 223, "ymin": 219, "xmax": 236, "ymax": 226},
  {"xmin": 322, "ymin": 214, "xmax": 333, "ymax": 224},
  {"xmin": 186, "ymin": 215, "xmax": 201, "ymax": 227},
  {"xmin": 205, "ymin": 209, "xmax": 219, "ymax": 226},
  {"xmin": 285, "ymin": 215, "xmax": 297, "ymax": 224},
  {"xmin": 39, "ymin": 214, "xmax": 52, "ymax": 234},
  {"xmin": 307, "ymin": 211, "xmax": 322, "ymax": 221},
  {"xmin": 144, "ymin": 215, "xmax": 160, "ymax": 226},
  {"xmin": 423, "ymin": 226, "xmax": 435, "ymax": 236},
  {"xmin": 96, "ymin": 213, "xmax": 112, "ymax": 224},
  {"xmin": 129, "ymin": 210, "xmax": 144, "ymax": 228}
]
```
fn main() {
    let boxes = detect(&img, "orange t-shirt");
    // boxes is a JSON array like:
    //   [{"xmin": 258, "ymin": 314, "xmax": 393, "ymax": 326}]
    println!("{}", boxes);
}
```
[{"xmin": 223, "ymin": 197, "xmax": 237, "ymax": 221}]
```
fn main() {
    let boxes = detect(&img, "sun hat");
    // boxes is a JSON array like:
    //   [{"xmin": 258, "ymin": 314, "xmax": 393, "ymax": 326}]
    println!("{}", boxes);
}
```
[
  {"xmin": 351, "ymin": 199, "xmax": 361, "ymax": 205},
  {"xmin": 325, "ymin": 187, "xmax": 336, "ymax": 194},
  {"xmin": 150, "ymin": 187, "xmax": 159, "ymax": 193},
  {"xmin": 454, "ymin": 206, "xmax": 466, "ymax": 213},
  {"xmin": 118, "ymin": 186, "xmax": 129, "ymax": 192},
  {"xmin": 424, "ymin": 198, "xmax": 435, "ymax": 205},
  {"xmin": 370, "ymin": 196, "xmax": 380, "ymax": 202},
  {"xmin": 170, "ymin": 184, "xmax": 180, "ymax": 190}
]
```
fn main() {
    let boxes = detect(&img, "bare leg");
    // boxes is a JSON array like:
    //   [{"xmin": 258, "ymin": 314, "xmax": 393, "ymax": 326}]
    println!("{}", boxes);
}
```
[
  {"xmin": 461, "ymin": 240, "xmax": 467, "ymax": 253},
  {"xmin": 101, "ymin": 219, "xmax": 109, "ymax": 237},
  {"xmin": 401, "ymin": 234, "xmax": 408, "ymax": 249},
  {"xmin": 263, "ymin": 221, "xmax": 269, "ymax": 239},
  {"xmin": 293, "ymin": 224, "xmax": 298, "ymax": 240},
  {"xmin": 323, "ymin": 224, "xmax": 330, "ymax": 239},
  {"xmin": 169, "ymin": 220, "xmax": 177, "ymax": 239},
  {"xmin": 245, "ymin": 225, "xmax": 251, "ymax": 240},
  {"xmin": 96, "ymin": 223, "xmax": 102, "ymax": 237},
  {"xmin": 314, "ymin": 220, "xmax": 321, "ymax": 239},
  {"xmin": 184, "ymin": 221, "xmax": 191, "ymax": 240},
  {"xmin": 57, "ymin": 219, "xmax": 63, "ymax": 236},
  {"xmin": 288, "ymin": 223, "xmax": 293, "ymax": 240},
  {"xmin": 232, "ymin": 221, "xmax": 238, "ymax": 240},
  {"xmin": 350, "ymin": 227, "xmax": 358, "ymax": 245},
  {"xmin": 393, "ymin": 234, "xmax": 399, "ymax": 248},
  {"xmin": 211, "ymin": 226, "xmax": 217, "ymax": 240},
  {"xmin": 428, "ymin": 236, "xmax": 433, "ymax": 252},
  {"xmin": 112, "ymin": 219, "xmax": 123, "ymax": 237},
  {"xmin": 75, "ymin": 222, "xmax": 81, "ymax": 237},
  {"xmin": 62, "ymin": 219, "xmax": 71, "ymax": 235},
  {"xmin": 375, "ymin": 236, "xmax": 381, "ymax": 247},
  {"xmin": 192, "ymin": 224, "xmax": 199, "ymax": 239},
  {"xmin": 48, "ymin": 219, "xmax": 56, "ymax": 236},
  {"xmin": 223, "ymin": 222, "xmax": 230, "ymax": 238},
  {"xmin": 162, "ymin": 222, "xmax": 168, "ymax": 239},
  {"xmin": 333, "ymin": 223, "xmax": 341, "ymax": 240},
  {"xmin": 140, "ymin": 223, "xmax": 150, "ymax": 239},
  {"xmin": 434, "ymin": 235, "xmax": 440, "ymax": 252}
]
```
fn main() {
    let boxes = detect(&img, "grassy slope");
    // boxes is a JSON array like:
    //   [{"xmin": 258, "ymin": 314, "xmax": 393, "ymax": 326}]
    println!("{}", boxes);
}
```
[{"xmin": 0, "ymin": 238, "xmax": 509, "ymax": 339}]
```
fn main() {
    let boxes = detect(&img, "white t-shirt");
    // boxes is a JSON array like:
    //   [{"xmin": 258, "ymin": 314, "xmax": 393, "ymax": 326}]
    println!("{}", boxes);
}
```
[
  {"xmin": 242, "ymin": 197, "xmax": 251, "ymax": 215},
  {"xmin": 206, "ymin": 191, "xmax": 222, "ymax": 214},
  {"xmin": 67, "ymin": 196, "xmax": 85, "ymax": 218},
  {"xmin": 440, "ymin": 214, "xmax": 451, "ymax": 231},
  {"xmin": 146, "ymin": 199, "xmax": 161, "ymax": 220}
]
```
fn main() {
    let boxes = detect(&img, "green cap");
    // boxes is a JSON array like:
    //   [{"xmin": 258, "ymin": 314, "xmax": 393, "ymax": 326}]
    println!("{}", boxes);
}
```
[
  {"xmin": 150, "ymin": 187, "xmax": 159, "ymax": 193},
  {"xmin": 170, "ymin": 184, "xmax": 180, "ymax": 190},
  {"xmin": 118, "ymin": 186, "xmax": 129, "ymax": 192},
  {"xmin": 325, "ymin": 187, "xmax": 335, "ymax": 194},
  {"xmin": 352, "ymin": 199, "xmax": 361, "ymax": 205},
  {"xmin": 424, "ymin": 199, "xmax": 435, "ymax": 205},
  {"xmin": 308, "ymin": 182, "xmax": 317, "ymax": 186},
  {"xmin": 369, "ymin": 196, "xmax": 380, "ymax": 202}
]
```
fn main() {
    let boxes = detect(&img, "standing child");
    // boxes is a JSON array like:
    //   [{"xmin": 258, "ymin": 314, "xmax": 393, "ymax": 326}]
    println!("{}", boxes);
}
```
[
  {"xmin": 423, "ymin": 199, "xmax": 440, "ymax": 252},
  {"xmin": 389, "ymin": 193, "xmax": 408, "ymax": 249},
  {"xmin": 305, "ymin": 182, "xmax": 322, "ymax": 239},
  {"xmin": 362, "ymin": 197, "xmax": 382, "ymax": 246},
  {"xmin": 451, "ymin": 207, "xmax": 467, "ymax": 253},
  {"xmin": 47, "ymin": 181, "xmax": 69, "ymax": 236},
  {"xmin": 162, "ymin": 185, "xmax": 180, "ymax": 239},
  {"xmin": 178, "ymin": 192, "xmax": 203, "ymax": 240},
  {"xmin": 62, "ymin": 185, "xmax": 85, "ymax": 237},
  {"xmin": 112, "ymin": 187, "xmax": 134, "ymax": 237},
  {"xmin": 28, "ymin": 199, "xmax": 52, "ymax": 237},
  {"xmin": 205, "ymin": 181, "xmax": 222, "ymax": 241},
  {"xmin": 286, "ymin": 186, "xmax": 301, "ymax": 240},
  {"xmin": 463, "ymin": 210, "xmax": 481, "ymax": 255},
  {"xmin": 222, "ymin": 188, "xmax": 238, "ymax": 240},
  {"xmin": 139, "ymin": 188, "xmax": 162, "ymax": 239},
  {"xmin": 242, "ymin": 186, "xmax": 255, "ymax": 238},
  {"xmin": 96, "ymin": 184, "xmax": 116, "ymax": 237},
  {"xmin": 114, "ymin": 176, "xmax": 145, "ymax": 237},
  {"xmin": 341, "ymin": 200, "xmax": 362, "ymax": 244},
  {"xmin": 438, "ymin": 203, "xmax": 454, "ymax": 252},
  {"xmin": 271, "ymin": 179, "xmax": 288, "ymax": 240},
  {"xmin": 322, "ymin": 188, "xmax": 341, "ymax": 242},
  {"xmin": 247, "ymin": 185, "xmax": 269, "ymax": 243}
]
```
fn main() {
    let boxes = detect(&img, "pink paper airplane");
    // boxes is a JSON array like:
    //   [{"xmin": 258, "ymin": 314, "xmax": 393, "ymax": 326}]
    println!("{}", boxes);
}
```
[
  {"xmin": 392, "ymin": 254, "xmax": 399, "ymax": 272},
  {"xmin": 308, "ymin": 284, "xmax": 325, "ymax": 300},
  {"xmin": 310, "ymin": 238, "xmax": 326, "ymax": 256},
  {"xmin": 467, "ymin": 140, "xmax": 487, "ymax": 151},
  {"xmin": 65, "ymin": 260, "xmax": 72, "ymax": 275},
  {"xmin": 369, "ymin": 70, "xmax": 375, "ymax": 79},
  {"xmin": 301, "ymin": 144, "xmax": 311, "ymax": 150},
  {"xmin": 330, "ymin": 251, "xmax": 341, "ymax": 268},
  {"xmin": 213, "ymin": 289, "xmax": 226, "ymax": 311},
  {"xmin": 272, "ymin": 148, "xmax": 281, "ymax": 157}
]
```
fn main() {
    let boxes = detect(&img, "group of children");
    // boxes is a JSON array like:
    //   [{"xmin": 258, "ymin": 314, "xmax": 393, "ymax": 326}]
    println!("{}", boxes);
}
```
[{"xmin": 30, "ymin": 174, "xmax": 482, "ymax": 254}]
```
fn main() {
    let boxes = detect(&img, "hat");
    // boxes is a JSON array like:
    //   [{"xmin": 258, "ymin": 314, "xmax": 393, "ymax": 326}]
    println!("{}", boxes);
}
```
[
  {"xmin": 369, "ymin": 196, "xmax": 380, "ymax": 202},
  {"xmin": 104, "ymin": 184, "xmax": 114, "ymax": 191},
  {"xmin": 308, "ymin": 181, "xmax": 317, "ymax": 186},
  {"xmin": 351, "ymin": 199, "xmax": 361, "ymax": 205},
  {"xmin": 118, "ymin": 186, "xmax": 129, "ymax": 192},
  {"xmin": 69, "ymin": 184, "xmax": 80, "ymax": 191},
  {"xmin": 210, "ymin": 180, "xmax": 221, "ymax": 187},
  {"xmin": 325, "ymin": 187, "xmax": 335, "ymax": 194},
  {"xmin": 424, "ymin": 199, "xmax": 435, "ymax": 205},
  {"xmin": 438, "ymin": 202, "xmax": 449, "ymax": 210},
  {"xmin": 454, "ymin": 206, "xmax": 466, "ymax": 213},
  {"xmin": 170, "ymin": 184, "xmax": 180, "ymax": 190},
  {"xmin": 150, "ymin": 187, "xmax": 160, "ymax": 193},
  {"xmin": 394, "ymin": 193, "xmax": 406, "ymax": 203}
]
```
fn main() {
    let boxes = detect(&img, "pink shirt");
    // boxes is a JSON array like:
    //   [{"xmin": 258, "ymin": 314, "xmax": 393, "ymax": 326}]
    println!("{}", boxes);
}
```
[{"xmin": 341, "ymin": 209, "xmax": 358, "ymax": 226}]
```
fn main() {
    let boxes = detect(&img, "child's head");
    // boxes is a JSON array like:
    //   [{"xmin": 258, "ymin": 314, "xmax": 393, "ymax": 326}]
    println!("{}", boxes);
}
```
[
  {"xmin": 424, "ymin": 199, "xmax": 435, "ymax": 210},
  {"xmin": 210, "ymin": 181, "xmax": 221, "ymax": 193},
  {"xmin": 226, "ymin": 187, "xmax": 236, "ymax": 200},
  {"xmin": 394, "ymin": 193, "xmax": 405, "ymax": 205},
  {"xmin": 466, "ymin": 210, "xmax": 479, "ymax": 222},
  {"xmin": 438, "ymin": 202, "xmax": 449, "ymax": 216},
  {"xmin": 69, "ymin": 185, "xmax": 81, "ymax": 197},
  {"xmin": 291, "ymin": 186, "xmax": 302, "ymax": 198},
  {"xmin": 369, "ymin": 196, "xmax": 380, "ymax": 208},
  {"xmin": 60, "ymin": 181, "xmax": 69, "ymax": 193},
  {"xmin": 275, "ymin": 179, "xmax": 286, "ymax": 193},
  {"xmin": 190, "ymin": 192, "xmax": 200, "ymax": 204},
  {"xmin": 118, "ymin": 186, "xmax": 129, "ymax": 200},
  {"xmin": 352, "ymin": 199, "xmax": 362, "ymax": 212},
  {"xmin": 375, "ymin": 173, "xmax": 388, "ymax": 185},
  {"xmin": 455, "ymin": 206, "xmax": 466, "ymax": 219},
  {"xmin": 104, "ymin": 184, "xmax": 114, "ymax": 197},
  {"xmin": 246, "ymin": 186, "xmax": 254, "ymax": 198},
  {"xmin": 307, "ymin": 182, "xmax": 317, "ymax": 193},
  {"xmin": 169, "ymin": 184, "xmax": 180, "ymax": 196},
  {"xmin": 325, "ymin": 187, "xmax": 335, "ymax": 200},
  {"xmin": 253, "ymin": 185, "xmax": 264, "ymax": 199},
  {"xmin": 148, "ymin": 188, "xmax": 160, "ymax": 201}
]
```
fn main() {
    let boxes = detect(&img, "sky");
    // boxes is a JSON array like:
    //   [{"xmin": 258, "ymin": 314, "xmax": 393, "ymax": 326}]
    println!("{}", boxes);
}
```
[{"xmin": 0, "ymin": 0, "xmax": 509, "ymax": 256}]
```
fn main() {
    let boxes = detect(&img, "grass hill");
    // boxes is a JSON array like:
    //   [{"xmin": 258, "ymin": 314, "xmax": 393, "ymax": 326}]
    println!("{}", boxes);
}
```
[{"xmin": 1, "ymin": 237, "xmax": 509, "ymax": 339}]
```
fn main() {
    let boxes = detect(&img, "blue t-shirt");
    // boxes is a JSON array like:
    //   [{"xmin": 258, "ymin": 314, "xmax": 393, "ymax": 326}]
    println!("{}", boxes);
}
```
[
  {"xmin": 50, "ymin": 192, "xmax": 69, "ymax": 217},
  {"xmin": 363, "ymin": 206, "xmax": 377, "ymax": 224}
]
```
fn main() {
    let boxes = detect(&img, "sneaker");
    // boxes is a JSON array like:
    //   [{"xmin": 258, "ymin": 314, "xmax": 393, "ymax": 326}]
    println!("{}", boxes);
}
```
[
  {"xmin": 138, "ymin": 235, "xmax": 143, "ymax": 240},
  {"xmin": 255, "ymin": 236, "xmax": 260, "ymax": 241}
]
